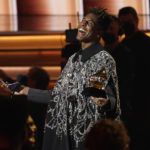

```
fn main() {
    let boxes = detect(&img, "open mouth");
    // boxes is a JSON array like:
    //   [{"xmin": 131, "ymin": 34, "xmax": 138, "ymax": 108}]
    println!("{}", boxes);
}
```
[{"xmin": 78, "ymin": 28, "xmax": 86, "ymax": 34}]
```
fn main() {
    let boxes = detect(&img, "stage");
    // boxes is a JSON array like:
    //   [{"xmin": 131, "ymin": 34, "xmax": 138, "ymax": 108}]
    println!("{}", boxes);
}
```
[{"xmin": 0, "ymin": 14, "xmax": 150, "ymax": 89}]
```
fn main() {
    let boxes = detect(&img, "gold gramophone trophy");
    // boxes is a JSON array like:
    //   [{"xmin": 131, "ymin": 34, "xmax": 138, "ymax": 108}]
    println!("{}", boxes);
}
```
[
  {"xmin": 89, "ymin": 67, "xmax": 107, "ymax": 90},
  {"xmin": 83, "ymin": 67, "xmax": 107, "ymax": 98}
]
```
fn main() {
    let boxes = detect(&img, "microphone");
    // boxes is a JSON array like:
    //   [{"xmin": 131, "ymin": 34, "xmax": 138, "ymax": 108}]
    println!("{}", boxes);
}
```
[
  {"xmin": 7, "ymin": 74, "xmax": 28, "ymax": 92},
  {"xmin": 7, "ymin": 82, "xmax": 23, "ymax": 92}
]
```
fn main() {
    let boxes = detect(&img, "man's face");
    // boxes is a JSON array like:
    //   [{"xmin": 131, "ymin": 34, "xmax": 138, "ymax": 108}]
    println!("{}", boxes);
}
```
[
  {"xmin": 76, "ymin": 13, "xmax": 99, "ymax": 42},
  {"xmin": 119, "ymin": 13, "xmax": 138, "ymax": 36}
]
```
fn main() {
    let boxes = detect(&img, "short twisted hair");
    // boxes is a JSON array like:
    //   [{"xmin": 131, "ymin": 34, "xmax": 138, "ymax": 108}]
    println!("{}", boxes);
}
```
[{"xmin": 87, "ymin": 7, "xmax": 110, "ymax": 32}]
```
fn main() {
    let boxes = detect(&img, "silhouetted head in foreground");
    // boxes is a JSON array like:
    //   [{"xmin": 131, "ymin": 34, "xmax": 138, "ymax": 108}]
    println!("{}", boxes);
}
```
[{"xmin": 85, "ymin": 119, "xmax": 130, "ymax": 150}]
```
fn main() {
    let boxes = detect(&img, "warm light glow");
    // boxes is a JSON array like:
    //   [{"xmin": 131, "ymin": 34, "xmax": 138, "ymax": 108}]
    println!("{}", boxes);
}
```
[
  {"xmin": 0, "ymin": 0, "xmax": 17, "ymax": 15},
  {"xmin": 146, "ymin": 32, "xmax": 150, "ymax": 36},
  {"xmin": 0, "ymin": 35, "xmax": 66, "ymax": 50},
  {"xmin": 0, "ymin": 0, "xmax": 18, "ymax": 31}
]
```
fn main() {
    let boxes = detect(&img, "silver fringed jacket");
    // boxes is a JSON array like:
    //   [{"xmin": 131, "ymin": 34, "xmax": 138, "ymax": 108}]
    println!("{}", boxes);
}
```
[{"xmin": 28, "ymin": 42, "xmax": 121, "ymax": 150}]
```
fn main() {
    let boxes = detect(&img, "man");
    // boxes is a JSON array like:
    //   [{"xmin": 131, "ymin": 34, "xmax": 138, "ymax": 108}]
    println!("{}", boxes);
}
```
[
  {"xmin": 101, "ymin": 15, "xmax": 134, "ymax": 128},
  {"xmin": 26, "ymin": 66, "xmax": 50, "ymax": 150},
  {"xmin": 0, "ymin": 7, "xmax": 120, "ymax": 150},
  {"xmin": 118, "ymin": 6, "xmax": 150, "ymax": 150}
]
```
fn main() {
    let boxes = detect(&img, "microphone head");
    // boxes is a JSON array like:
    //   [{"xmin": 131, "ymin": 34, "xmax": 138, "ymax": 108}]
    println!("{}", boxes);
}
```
[{"xmin": 8, "ymin": 82, "xmax": 22, "ymax": 92}]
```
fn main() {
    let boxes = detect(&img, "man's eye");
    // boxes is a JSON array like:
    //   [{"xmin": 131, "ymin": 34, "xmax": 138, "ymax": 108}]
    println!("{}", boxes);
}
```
[
  {"xmin": 82, "ymin": 19, "xmax": 93, "ymax": 26},
  {"xmin": 87, "ymin": 21, "xmax": 93, "ymax": 26},
  {"xmin": 85, "ymin": 21, "xmax": 89, "ymax": 24}
]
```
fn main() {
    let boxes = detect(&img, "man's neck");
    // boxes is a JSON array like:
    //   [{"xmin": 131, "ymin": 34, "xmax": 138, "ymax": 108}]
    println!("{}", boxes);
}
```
[{"xmin": 81, "ymin": 41, "xmax": 98, "ymax": 50}]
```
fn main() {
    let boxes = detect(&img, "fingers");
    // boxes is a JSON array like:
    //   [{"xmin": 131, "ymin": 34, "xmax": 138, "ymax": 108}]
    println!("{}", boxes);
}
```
[
  {"xmin": 91, "ymin": 96, "xmax": 108, "ymax": 107},
  {"xmin": 14, "ymin": 87, "xmax": 29, "ymax": 96},
  {"xmin": 14, "ymin": 91, "xmax": 22, "ymax": 95},
  {"xmin": 0, "ymin": 80, "xmax": 8, "ymax": 88},
  {"xmin": 0, "ymin": 82, "xmax": 11, "ymax": 96}
]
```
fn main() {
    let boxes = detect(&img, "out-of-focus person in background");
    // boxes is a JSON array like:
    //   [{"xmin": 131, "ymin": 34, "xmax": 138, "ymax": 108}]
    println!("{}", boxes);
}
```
[
  {"xmin": 118, "ymin": 6, "xmax": 150, "ymax": 150},
  {"xmin": 101, "ymin": 15, "xmax": 134, "ymax": 130},
  {"xmin": 26, "ymin": 66, "xmax": 50, "ymax": 150}
]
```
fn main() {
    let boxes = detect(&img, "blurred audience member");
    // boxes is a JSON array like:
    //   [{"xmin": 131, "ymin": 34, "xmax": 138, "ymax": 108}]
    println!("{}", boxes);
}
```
[
  {"xmin": 27, "ymin": 66, "xmax": 50, "ymax": 90},
  {"xmin": 27, "ymin": 66, "xmax": 50, "ymax": 150},
  {"xmin": 85, "ymin": 119, "xmax": 130, "ymax": 150},
  {"xmin": 101, "ymin": 15, "xmax": 134, "ymax": 128},
  {"xmin": 118, "ymin": 6, "xmax": 150, "ymax": 150},
  {"xmin": 0, "ymin": 95, "xmax": 28, "ymax": 150}
]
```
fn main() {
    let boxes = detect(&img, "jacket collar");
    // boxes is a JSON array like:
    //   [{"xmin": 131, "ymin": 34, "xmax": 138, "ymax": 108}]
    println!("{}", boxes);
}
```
[{"xmin": 80, "ymin": 42, "xmax": 104, "ymax": 62}]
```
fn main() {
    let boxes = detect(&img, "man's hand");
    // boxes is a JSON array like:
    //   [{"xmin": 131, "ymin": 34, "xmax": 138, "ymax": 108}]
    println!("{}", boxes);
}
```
[
  {"xmin": 91, "ymin": 96, "xmax": 108, "ymax": 107},
  {"xmin": 14, "ymin": 86, "xmax": 29, "ymax": 96},
  {"xmin": 0, "ymin": 79, "xmax": 29, "ymax": 96}
]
